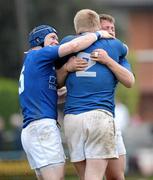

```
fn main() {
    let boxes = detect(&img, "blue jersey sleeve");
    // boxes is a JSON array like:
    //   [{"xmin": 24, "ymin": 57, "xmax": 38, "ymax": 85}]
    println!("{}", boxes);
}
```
[
  {"xmin": 113, "ymin": 39, "xmax": 128, "ymax": 59},
  {"xmin": 117, "ymin": 42, "xmax": 133, "ymax": 72},
  {"xmin": 119, "ymin": 58, "xmax": 132, "ymax": 72},
  {"xmin": 119, "ymin": 41, "xmax": 128, "ymax": 59},
  {"xmin": 34, "ymin": 45, "xmax": 60, "ymax": 64}
]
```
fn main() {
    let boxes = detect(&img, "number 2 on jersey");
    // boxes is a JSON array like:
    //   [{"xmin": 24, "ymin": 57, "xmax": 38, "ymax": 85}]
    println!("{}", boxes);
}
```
[{"xmin": 76, "ymin": 52, "xmax": 96, "ymax": 77}]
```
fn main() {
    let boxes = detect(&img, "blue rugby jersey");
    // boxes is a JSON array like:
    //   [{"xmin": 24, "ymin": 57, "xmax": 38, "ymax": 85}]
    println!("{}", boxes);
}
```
[
  {"xmin": 60, "ymin": 35, "xmax": 132, "ymax": 116},
  {"xmin": 19, "ymin": 46, "xmax": 60, "ymax": 128}
]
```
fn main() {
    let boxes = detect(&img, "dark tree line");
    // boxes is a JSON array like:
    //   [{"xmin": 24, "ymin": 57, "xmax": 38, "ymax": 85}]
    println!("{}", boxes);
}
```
[
  {"xmin": 0, "ymin": 0, "xmax": 97, "ymax": 79},
  {"xmin": 0, "ymin": 0, "xmax": 121, "ymax": 79}
]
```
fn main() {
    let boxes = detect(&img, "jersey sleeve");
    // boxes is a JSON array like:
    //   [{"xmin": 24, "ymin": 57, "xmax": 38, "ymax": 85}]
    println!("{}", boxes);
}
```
[
  {"xmin": 34, "ymin": 45, "xmax": 60, "ymax": 64},
  {"xmin": 121, "ymin": 43, "xmax": 128, "ymax": 58},
  {"xmin": 55, "ymin": 35, "xmax": 77, "ymax": 69},
  {"xmin": 116, "ymin": 40, "xmax": 133, "ymax": 72},
  {"xmin": 115, "ymin": 39, "xmax": 128, "ymax": 59},
  {"xmin": 123, "ymin": 43, "xmax": 129, "ymax": 55},
  {"xmin": 119, "ymin": 58, "xmax": 132, "ymax": 72}
]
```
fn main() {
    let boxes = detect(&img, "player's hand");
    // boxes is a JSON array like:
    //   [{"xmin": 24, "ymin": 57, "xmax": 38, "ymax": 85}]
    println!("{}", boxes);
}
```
[
  {"xmin": 97, "ymin": 30, "xmax": 115, "ymax": 39},
  {"xmin": 65, "ymin": 56, "xmax": 88, "ymax": 72},
  {"xmin": 90, "ymin": 49, "xmax": 110, "ymax": 64}
]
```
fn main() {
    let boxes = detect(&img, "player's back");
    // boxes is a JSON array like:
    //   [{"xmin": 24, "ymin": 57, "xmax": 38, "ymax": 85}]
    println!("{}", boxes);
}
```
[{"xmin": 63, "ymin": 36, "xmax": 127, "ymax": 116}]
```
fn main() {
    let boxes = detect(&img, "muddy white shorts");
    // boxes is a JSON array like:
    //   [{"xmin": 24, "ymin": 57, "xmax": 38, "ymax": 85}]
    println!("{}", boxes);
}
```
[
  {"xmin": 64, "ymin": 109, "xmax": 118, "ymax": 162},
  {"xmin": 115, "ymin": 130, "xmax": 126, "ymax": 155},
  {"xmin": 21, "ymin": 118, "xmax": 65, "ymax": 169}
]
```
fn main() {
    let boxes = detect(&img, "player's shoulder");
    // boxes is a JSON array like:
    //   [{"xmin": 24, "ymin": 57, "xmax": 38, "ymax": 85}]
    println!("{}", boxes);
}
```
[
  {"xmin": 60, "ymin": 35, "xmax": 76, "ymax": 44},
  {"xmin": 112, "ymin": 38, "xmax": 124, "ymax": 45},
  {"xmin": 123, "ymin": 43, "xmax": 129, "ymax": 54},
  {"xmin": 113, "ymin": 38, "xmax": 128, "ymax": 48},
  {"xmin": 108, "ymin": 38, "xmax": 128, "ymax": 56},
  {"xmin": 112, "ymin": 38, "xmax": 128, "ymax": 50}
]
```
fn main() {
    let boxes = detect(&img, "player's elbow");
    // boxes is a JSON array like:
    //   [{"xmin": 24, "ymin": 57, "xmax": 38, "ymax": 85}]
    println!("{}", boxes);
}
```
[
  {"xmin": 126, "ymin": 81, "xmax": 134, "ymax": 88},
  {"xmin": 125, "ymin": 75, "xmax": 135, "ymax": 88}
]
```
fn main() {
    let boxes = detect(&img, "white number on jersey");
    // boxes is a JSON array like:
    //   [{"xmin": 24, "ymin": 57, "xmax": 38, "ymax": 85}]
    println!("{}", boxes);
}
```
[
  {"xmin": 19, "ymin": 65, "xmax": 25, "ymax": 94},
  {"xmin": 76, "ymin": 52, "xmax": 96, "ymax": 77}
]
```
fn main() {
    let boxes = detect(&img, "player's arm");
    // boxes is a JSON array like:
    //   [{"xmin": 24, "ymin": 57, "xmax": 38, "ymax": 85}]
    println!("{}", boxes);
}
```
[
  {"xmin": 58, "ymin": 30, "xmax": 113, "ymax": 58},
  {"xmin": 91, "ymin": 49, "xmax": 135, "ymax": 88},
  {"xmin": 56, "ymin": 56, "xmax": 88, "ymax": 88}
]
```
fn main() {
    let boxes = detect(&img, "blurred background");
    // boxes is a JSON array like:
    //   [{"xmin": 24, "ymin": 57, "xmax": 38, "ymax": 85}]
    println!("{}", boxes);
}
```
[{"xmin": 0, "ymin": 0, "xmax": 153, "ymax": 179}]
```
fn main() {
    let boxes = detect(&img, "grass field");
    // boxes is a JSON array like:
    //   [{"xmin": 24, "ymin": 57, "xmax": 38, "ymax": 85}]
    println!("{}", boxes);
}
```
[{"xmin": 0, "ymin": 175, "xmax": 153, "ymax": 180}]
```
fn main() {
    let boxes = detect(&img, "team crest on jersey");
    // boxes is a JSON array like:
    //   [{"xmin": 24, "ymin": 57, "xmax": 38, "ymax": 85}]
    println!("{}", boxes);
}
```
[{"xmin": 49, "ymin": 75, "xmax": 57, "ymax": 90}]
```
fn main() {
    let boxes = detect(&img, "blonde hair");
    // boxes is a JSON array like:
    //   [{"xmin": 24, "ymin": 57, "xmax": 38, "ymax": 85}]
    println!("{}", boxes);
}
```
[
  {"xmin": 99, "ymin": 14, "xmax": 115, "ymax": 24},
  {"xmin": 74, "ymin": 9, "xmax": 101, "ymax": 34}
]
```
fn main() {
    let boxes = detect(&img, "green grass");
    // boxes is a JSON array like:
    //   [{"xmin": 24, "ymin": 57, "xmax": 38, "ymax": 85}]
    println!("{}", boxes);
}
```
[
  {"xmin": 65, "ymin": 175, "xmax": 153, "ymax": 180},
  {"xmin": 65, "ymin": 175, "xmax": 78, "ymax": 180},
  {"xmin": 0, "ymin": 175, "xmax": 153, "ymax": 180}
]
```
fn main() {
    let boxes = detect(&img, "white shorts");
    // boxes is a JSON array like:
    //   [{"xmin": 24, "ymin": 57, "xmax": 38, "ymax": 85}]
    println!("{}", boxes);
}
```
[
  {"xmin": 21, "ymin": 119, "xmax": 65, "ymax": 169},
  {"xmin": 64, "ymin": 110, "xmax": 118, "ymax": 162},
  {"xmin": 115, "ymin": 130, "xmax": 126, "ymax": 155}
]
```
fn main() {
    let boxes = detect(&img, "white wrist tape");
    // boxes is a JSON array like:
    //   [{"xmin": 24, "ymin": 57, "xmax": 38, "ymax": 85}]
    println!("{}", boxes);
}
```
[{"xmin": 95, "ymin": 31, "xmax": 103, "ymax": 40}]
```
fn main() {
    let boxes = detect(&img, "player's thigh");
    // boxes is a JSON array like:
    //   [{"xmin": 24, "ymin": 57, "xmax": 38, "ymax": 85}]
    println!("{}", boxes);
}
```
[
  {"xmin": 21, "ymin": 119, "xmax": 65, "ymax": 169},
  {"xmin": 64, "ymin": 114, "xmax": 85, "ymax": 162},
  {"xmin": 85, "ymin": 159, "xmax": 108, "ymax": 180},
  {"xmin": 35, "ymin": 163, "xmax": 65, "ymax": 180},
  {"xmin": 85, "ymin": 110, "xmax": 117, "ymax": 159},
  {"xmin": 105, "ymin": 131, "xmax": 126, "ymax": 180},
  {"xmin": 73, "ymin": 160, "xmax": 86, "ymax": 180},
  {"xmin": 105, "ymin": 155, "xmax": 125, "ymax": 180}
]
